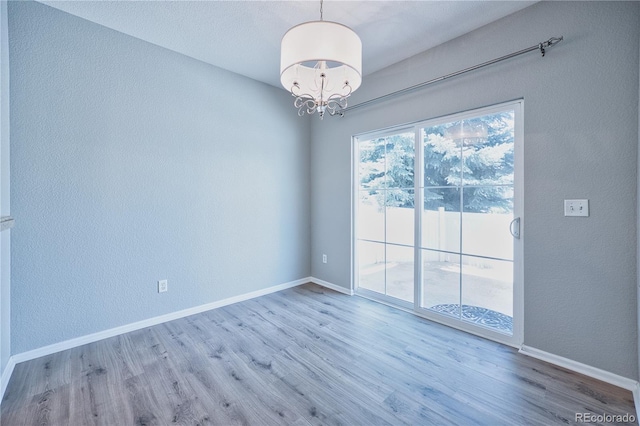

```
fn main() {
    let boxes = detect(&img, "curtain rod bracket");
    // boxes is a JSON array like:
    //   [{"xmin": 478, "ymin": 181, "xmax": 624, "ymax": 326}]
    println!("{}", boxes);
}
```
[{"xmin": 539, "ymin": 36, "xmax": 564, "ymax": 57}]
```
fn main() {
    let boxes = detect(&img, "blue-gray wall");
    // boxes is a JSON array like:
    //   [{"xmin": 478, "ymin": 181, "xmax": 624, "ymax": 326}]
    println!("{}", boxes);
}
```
[
  {"xmin": 9, "ymin": 1, "xmax": 310, "ymax": 354},
  {"xmin": 0, "ymin": 0, "xmax": 11, "ymax": 380},
  {"xmin": 311, "ymin": 1, "xmax": 639, "ymax": 379}
]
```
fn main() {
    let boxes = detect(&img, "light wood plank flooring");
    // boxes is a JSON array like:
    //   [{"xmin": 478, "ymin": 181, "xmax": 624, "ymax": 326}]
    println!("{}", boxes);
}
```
[{"xmin": 1, "ymin": 283, "xmax": 636, "ymax": 425}]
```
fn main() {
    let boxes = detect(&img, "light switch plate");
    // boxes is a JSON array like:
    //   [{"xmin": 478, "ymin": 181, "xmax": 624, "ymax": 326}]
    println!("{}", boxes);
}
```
[{"xmin": 564, "ymin": 199, "xmax": 589, "ymax": 217}]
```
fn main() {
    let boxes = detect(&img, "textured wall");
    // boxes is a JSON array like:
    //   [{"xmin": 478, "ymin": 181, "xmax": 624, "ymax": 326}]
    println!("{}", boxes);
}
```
[
  {"xmin": 311, "ymin": 1, "xmax": 639, "ymax": 379},
  {"xmin": 0, "ymin": 0, "xmax": 10, "ymax": 378},
  {"xmin": 9, "ymin": 1, "xmax": 310, "ymax": 354}
]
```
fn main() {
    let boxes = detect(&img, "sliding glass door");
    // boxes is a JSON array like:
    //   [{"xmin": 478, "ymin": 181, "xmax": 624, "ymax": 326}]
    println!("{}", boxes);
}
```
[{"xmin": 354, "ymin": 101, "xmax": 523, "ymax": 346}]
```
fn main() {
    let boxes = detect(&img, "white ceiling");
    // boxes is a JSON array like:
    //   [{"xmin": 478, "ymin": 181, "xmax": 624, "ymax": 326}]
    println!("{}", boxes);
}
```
[{"xmin": 39, "ymin": 1, "xmax": 537, "ymax": 89}]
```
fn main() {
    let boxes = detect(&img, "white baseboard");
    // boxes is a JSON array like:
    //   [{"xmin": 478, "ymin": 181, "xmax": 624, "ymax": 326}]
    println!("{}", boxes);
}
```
[
  {"xmin": 0, "ymin": 356, "xmax": 16, "ymax": 404},
  {"xmin": 519, "ymin": 345, "xmax": 639, "ymax": 391},
  {"xmin": 2, "ymin": 276, "xmax": 349, "ymax": 401},
  {"xmin": 310, "ymin": 277, "xmax": 354, "ymax": 295},
  {"xmin": 633, "ymin": 383, "xmax": 640, "ymax": 418},
  {"xmin": 10, "ymin": 277, "xmax": 311, "ymax": 366}
]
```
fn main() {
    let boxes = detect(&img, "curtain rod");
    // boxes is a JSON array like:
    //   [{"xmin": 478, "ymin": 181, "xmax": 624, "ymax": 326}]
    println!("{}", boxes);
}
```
[{"xmin": 340, "ymin": 36, "xmax": 563, "ymax": 115}]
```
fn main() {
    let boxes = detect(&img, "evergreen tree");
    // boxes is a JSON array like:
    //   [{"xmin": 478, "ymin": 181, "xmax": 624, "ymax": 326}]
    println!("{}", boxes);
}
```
[{"xmin": 359, "ymin": 111, "xmax": 514, "ymax": 213}]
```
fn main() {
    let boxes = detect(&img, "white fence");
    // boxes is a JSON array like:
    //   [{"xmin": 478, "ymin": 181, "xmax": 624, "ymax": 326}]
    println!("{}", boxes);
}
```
[{"xmin": 358, "ymin": 204, "xmax": 513, "ymax": 265}]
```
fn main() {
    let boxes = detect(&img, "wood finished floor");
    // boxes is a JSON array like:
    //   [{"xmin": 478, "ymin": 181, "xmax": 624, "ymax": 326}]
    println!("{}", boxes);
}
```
[{"xmin": 1, "ymin": 283, "xmax": 636, "ymax": 425}]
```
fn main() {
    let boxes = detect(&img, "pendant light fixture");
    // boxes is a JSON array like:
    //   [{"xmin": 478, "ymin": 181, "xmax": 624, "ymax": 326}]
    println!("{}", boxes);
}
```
[{"xmin": 280, "ymin": 0, "xmax": 362, "ymax": 119}]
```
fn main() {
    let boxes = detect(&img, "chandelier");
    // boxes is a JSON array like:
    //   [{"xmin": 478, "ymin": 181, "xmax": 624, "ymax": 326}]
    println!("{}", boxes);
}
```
[{"xmin": 280, "ymin": 0, "xmax": 362, "ymax": 119}]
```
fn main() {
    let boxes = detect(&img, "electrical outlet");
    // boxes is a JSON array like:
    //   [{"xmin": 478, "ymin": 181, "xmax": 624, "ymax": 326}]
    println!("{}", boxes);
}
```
[
  {"xmin": 322, "ymin": 254, "xmax": 327, "ymax": 264},
  {"xmin": 564, "ymin": 199, "xmax": 589, "ymax": 217},
  {"xmin": 158, "ymin": 279, "xmax": 168, "ymax": 293}
]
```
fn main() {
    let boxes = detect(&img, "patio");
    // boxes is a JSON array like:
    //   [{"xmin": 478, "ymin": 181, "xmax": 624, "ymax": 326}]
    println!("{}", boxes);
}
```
[{"xmin": 359, "ymin": 259, "xmax": 513, "ymax": 333}]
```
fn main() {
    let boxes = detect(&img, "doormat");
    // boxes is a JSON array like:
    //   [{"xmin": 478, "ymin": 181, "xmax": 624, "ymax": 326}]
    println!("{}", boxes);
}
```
[{"xmin": 429, "ymin": 304, "xmax": 513, "ymax": 333}]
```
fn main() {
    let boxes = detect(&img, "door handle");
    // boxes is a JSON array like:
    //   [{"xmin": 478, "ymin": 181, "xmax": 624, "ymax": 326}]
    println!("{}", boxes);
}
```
[{"xmin": 509, "ymin": 217, "xmax": 521, "ymax": 239}]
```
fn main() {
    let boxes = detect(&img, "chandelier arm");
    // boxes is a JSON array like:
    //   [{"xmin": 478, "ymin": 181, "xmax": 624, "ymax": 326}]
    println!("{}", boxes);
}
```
[
  {"xmin": 342, "ymin": 82, "xmax": 353, "ymax": 97},
  {"xmin": 293, "ymin": 96, "xmax": 320, "ymax": 117},
  {"xmin": 293, "ymin": 93, "xmax": 318, "ymax": 103},
  {"xmin": 326, "ymin": 96, "xmax": 346, "ymax": 108},
  {"xmin": 294, "ymin": 97, "xmax": 317, "ymax": 110},
  {"xmin": 325, "ymin": 97, "xmax": 348, "ymax": 115}
]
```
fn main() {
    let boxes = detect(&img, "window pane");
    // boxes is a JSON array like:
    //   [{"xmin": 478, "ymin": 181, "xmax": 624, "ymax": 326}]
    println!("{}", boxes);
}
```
[
  {"xmin": 385, "ymin": 132, "xmax": 415, "ymax": 189},
  {"xmin": 423, "ymin": 126, "xmax": 462, "ymax": 187},
  {"xmin": 358, "ymin": 190, "xmax": 384, "ymax": 242},
  {"xmin": 461, "ymin": 256, "xmax": 513, "ymax": 334},
  {"xmin": 358, "ymin": 241, "xmax": 385, "ymax": 295},
  {"xmin": 422, "ymin": 250, "xmax": 460, "ymax": 317},
  {"xmin": 386, "ymin": 245, "xmax": 414, "ymax": 303},
  {"xmin": 460, "ymin": 111, "xmax": 514, "ymax": 186},
  {"xmin": 462, "ymin": 186, "xmax": 513, "ymax": 260},
  {"xmin": 422, "ymin": 188, "xmax": 460, "ymax": 252},
  {"xmin": 359, "ymin": 138, "xmax": 385, "ymax": 189},
  {"xmin": 386, "ymin": 189, "xmax": 414, "ymax": 246}
]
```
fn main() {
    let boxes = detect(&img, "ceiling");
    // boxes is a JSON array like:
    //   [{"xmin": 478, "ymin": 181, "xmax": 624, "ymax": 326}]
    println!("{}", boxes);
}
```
[{"xmin": 39, "ymin": 1, "xmax": 537, "ymax": 90}]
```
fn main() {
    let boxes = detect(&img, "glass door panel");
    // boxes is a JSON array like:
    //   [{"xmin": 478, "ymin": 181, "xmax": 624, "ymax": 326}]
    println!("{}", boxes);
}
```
[
  {"xmin": 420, "ymin": 108, "xmax": 516, "ymax": 336},
  {"xmin": 355, "ymin": 130, "xmax": 415, "ymax": 304}
]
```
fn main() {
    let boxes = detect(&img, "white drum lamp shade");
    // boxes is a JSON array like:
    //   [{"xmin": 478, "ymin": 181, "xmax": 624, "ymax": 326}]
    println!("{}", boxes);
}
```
[{"xmin": 280, "ymin": 20, "xmax": 362, "ymax": 118}]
